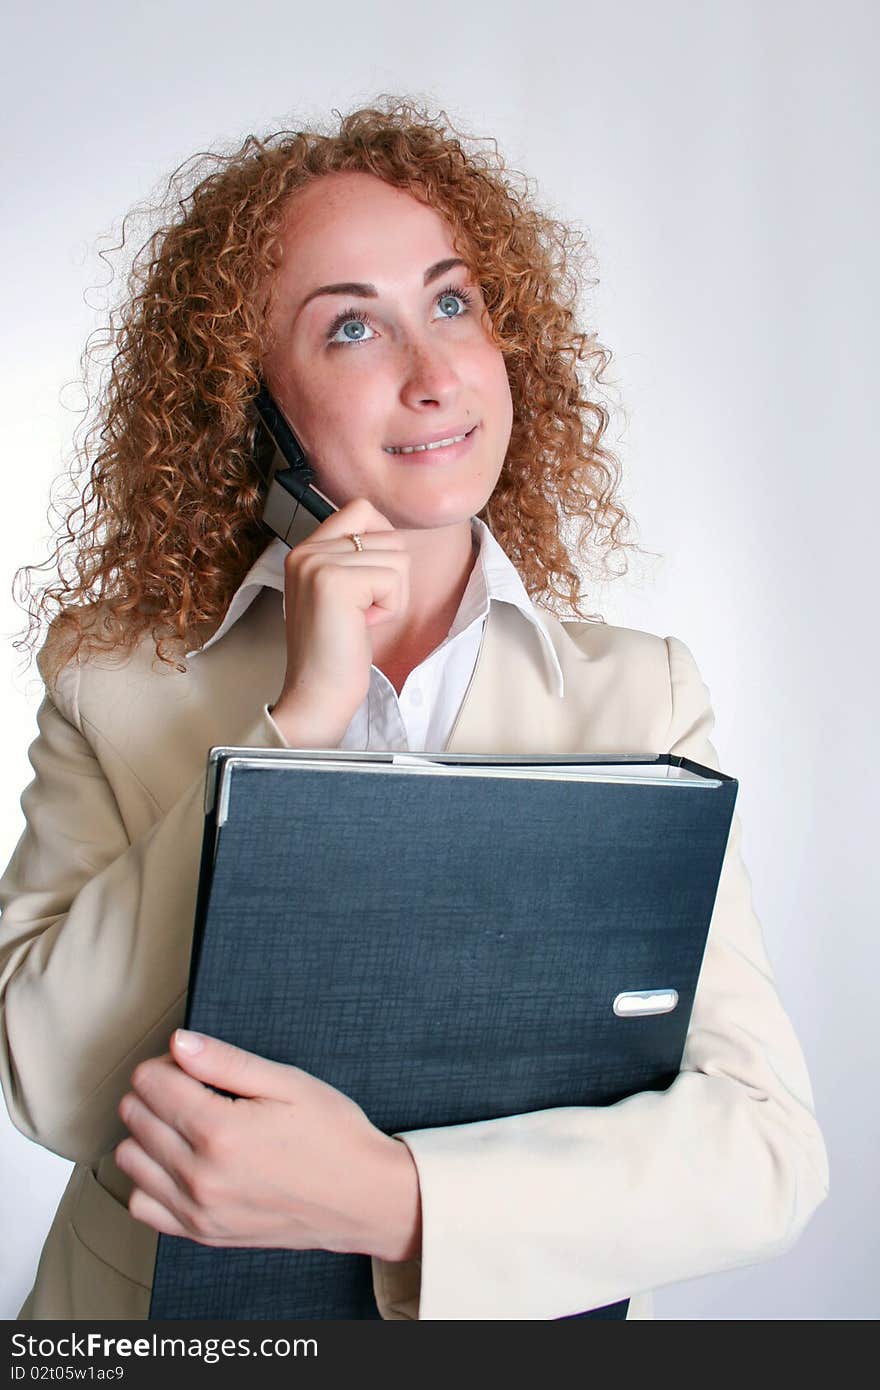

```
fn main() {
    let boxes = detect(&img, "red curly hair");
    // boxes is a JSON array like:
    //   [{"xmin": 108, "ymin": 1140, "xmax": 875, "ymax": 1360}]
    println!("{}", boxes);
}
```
[{"xmin": 14, "ymin": 96, "xmax": 638, "ymax": 683}]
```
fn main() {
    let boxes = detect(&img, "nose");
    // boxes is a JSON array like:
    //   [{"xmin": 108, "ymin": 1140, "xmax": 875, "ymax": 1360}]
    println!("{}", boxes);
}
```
[{"xmin": 397, "ymin": 332, "xmax": 462, "ymax": 412}]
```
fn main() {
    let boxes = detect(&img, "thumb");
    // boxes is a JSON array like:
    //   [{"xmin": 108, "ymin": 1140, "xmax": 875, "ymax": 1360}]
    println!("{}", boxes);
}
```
[{"xmin": 170, "ymin": 1029, "xmax": 304, "ymax": 1100}]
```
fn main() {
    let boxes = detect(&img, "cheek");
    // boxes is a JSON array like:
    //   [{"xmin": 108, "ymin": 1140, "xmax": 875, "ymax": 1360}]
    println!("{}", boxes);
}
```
[
  {"xmin": 307, "ymin": 378, "xmax": 379, "ymax": 456},
  {"xmin": 302, "ymin": 389, "xmax": 384, "ymax": 496},
  {"xmin": 481, "ymin": 350, "xmax": 513, "ymax": 436},
  {"xmin": 281, "ymin": 372, "xmax": 352, "ymax": 452}
]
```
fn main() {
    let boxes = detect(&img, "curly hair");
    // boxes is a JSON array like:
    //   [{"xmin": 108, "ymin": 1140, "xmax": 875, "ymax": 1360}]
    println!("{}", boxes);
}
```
[{"xmin": 14, "ymin": 95, "xmax": 638, "ymax": 684}]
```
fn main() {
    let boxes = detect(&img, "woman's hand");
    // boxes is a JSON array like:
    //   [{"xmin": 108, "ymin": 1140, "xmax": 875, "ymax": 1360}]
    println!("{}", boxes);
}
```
[
  {"xmin": 270, "ymin": 497, "xmax": 410, "ymax": 747},
  {"xmin": 114, "ymin": 1029, "xmax": 421, "ymax": 1262}
]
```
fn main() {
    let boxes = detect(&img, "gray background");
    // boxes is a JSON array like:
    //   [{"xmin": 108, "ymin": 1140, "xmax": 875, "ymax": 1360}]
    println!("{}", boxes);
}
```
[{"xmin": 1, "ymin": 0, "xmax": 876, "ymax": 1319}]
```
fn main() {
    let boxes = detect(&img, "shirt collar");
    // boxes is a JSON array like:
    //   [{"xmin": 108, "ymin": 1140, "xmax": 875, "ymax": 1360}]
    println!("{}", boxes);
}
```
[{"xmin": 187, "ymin": 516, "xmax": 565, "ymax": 697}]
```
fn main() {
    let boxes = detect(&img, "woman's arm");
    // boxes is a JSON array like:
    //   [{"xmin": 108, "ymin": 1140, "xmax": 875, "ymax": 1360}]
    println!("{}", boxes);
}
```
[
  {"xmin": 0, "ymin": 654, "xmax": 289, "ymax": 1167},
  {"xmin": 380, "ymin": 635, "xmax": 829, "ymax": 1319}
]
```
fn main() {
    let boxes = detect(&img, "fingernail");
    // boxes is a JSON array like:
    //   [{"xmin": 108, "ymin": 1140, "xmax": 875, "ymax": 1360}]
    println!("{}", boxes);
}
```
[{"xmin": 174, "ymin": 1029, "xmax": 204, "ymax": 1054}]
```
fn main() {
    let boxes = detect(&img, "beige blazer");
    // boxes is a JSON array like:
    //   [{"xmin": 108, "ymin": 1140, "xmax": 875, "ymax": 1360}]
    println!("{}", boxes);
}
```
[{"xmin": 0, "ymin": 589, "xmax": 829, "ymax": 1320}]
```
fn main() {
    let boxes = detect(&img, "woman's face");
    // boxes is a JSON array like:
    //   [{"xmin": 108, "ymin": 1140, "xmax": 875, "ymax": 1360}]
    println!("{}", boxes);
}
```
[{"xmin": 261, "ymin": 171, "xmax": 513, "ymax": 532}]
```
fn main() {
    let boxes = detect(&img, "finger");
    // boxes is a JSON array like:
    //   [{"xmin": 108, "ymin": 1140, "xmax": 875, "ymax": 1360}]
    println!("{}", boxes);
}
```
[
  {"xmin": 321, "ymin": 558, "xmax": 407, "ymax": 599},
  {"xmin": 311, "ymin": 497, "xmax": 395, "ymax": 541},
  {"xmin": 129, "ymin": 1052, "xmax": 222, "ymax": 1149},
  {"xmin": 115, "ymin": 1135, "xmax": 189, "ymax": 1222},
  {"xmin": 284, "ymin": 559, "xmax": 407, "ymax": 633},
  {"xmin": 119, "ymin": 1090, "xmax": 195, "ymax": 1182},
  {"xmin": 354, "ymin": 564, "xmax": 409, "ymax": 620},
  {"xmin": 171, "ymin": 1029, "xmax": 323, "ymax": 1103},
  {"xmin": 287, "ymin": 549, "xmax": 410, "ymax": 606},
  {"xmin": 126, "ymin": 1186, "xmax": 189, "ymax": 1239},
  {"xmin": 293, "ymin": 543, "xmax": 409, "ymax": 568}
]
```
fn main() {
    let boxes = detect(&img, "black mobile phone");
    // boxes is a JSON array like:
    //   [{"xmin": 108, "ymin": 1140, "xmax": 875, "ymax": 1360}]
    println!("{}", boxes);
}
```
[{"xmin": 253, "ymin": 382, "xmax": 337, "ymax": 547}]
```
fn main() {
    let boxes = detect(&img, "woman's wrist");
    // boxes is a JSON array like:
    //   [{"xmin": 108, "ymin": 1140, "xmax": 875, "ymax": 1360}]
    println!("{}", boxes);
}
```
[
  {"xmin": 365, "ymin": 1136, "xmax": 422, "ymax": 1264},
  {"xmin": 268, "ymin": 693, "xmax": 344, "ymax": 749}
]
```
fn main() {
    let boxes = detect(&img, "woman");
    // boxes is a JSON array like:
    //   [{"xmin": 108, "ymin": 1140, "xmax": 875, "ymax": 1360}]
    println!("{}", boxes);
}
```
[{"xmin": 0, "ymin": 99, "xmax": 828, "ymax": 1321}]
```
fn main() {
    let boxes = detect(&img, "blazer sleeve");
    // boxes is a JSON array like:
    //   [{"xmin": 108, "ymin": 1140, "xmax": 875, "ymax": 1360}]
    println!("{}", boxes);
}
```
[
  {"xmin": 382, "ymin": 635, "xmax": 830, "ymax": 1320},
  {"xmin": 0, "ymin": 651, "xmax": 289, "ymax": 1168}
]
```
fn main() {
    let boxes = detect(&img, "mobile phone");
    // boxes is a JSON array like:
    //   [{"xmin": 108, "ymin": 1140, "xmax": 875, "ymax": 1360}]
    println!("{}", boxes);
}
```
[{"xmin": 253, "ymin": 382, "xmax": 337, "ymax": 548}]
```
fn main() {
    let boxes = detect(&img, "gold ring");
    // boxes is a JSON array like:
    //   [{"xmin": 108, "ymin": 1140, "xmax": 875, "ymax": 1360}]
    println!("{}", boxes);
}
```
[{"xmin": 347, "ymin": 533, "xmax": 364, "ymax": 552}]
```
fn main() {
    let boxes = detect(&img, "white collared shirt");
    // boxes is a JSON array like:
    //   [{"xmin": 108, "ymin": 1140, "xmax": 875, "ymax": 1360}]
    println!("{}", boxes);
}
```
[{"xmin": 187, "ymin": 517, "xmax": 564, "ymax": 752}]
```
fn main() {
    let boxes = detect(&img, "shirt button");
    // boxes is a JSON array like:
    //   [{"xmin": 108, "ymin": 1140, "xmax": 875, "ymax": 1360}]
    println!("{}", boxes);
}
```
[{"xmin": 409, "ymin": 688, "xmax": 423, "ymax": 707}]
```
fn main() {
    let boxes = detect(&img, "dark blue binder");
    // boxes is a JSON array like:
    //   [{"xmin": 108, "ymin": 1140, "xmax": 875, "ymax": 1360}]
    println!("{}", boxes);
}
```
[{"xmin": 149, "ymin": 750, "xmax": 737, "ymax": 1321}]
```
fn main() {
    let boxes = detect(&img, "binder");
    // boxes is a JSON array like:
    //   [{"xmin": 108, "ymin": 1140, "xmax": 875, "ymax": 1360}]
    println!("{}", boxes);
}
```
[{"xmin": 149, "ymin": 748, "xmax": 738, "ymax": 1321}]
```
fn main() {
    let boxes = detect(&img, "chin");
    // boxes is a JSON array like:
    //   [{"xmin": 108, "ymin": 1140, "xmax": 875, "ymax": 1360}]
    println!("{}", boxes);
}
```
[{"xmin": 392, "ymin": 498, "xmax": 481, "ymax": 531}]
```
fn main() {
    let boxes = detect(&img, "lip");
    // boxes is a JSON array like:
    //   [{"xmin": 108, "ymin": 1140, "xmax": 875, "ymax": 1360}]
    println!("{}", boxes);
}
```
[{"xmin": 384, "ymin": 423, "xmax": 479, "ymax": 460}]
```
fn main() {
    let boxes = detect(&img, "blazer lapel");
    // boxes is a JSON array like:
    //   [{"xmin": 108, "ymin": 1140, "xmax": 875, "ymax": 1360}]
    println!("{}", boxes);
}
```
[{"xmin": 445, "ymin": 603, "xmax": 591, "ymax": 755}]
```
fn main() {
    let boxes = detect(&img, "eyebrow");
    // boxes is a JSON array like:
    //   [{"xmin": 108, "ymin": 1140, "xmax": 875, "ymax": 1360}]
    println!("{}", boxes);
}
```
[{"xmin": 297, "ymin": 257, "xmax": 468, "ymax": 316}]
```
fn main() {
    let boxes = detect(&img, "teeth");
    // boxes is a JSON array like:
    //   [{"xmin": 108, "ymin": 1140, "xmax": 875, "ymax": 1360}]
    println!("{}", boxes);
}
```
[{"xmin": 385, "ymin": 431, "xmax": 469, "ymax": 454}]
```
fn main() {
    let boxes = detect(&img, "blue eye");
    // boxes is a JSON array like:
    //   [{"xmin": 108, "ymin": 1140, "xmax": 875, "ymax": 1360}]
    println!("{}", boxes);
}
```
[
  {"xmin": 433, "ymin": 286, "xmax": 473, "ymax": 319},
  {"xmin": 327, "ymin": 311, "xmax": 376, "ymax": 346}
]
